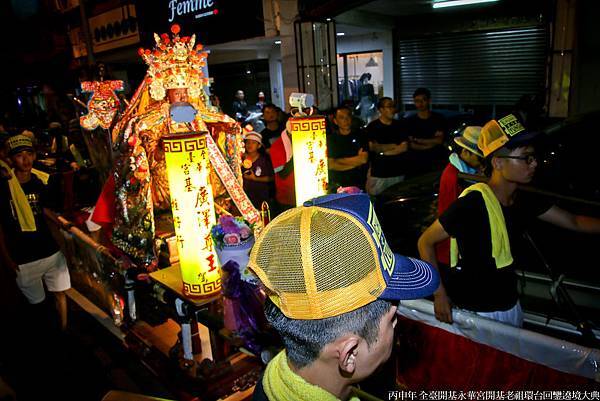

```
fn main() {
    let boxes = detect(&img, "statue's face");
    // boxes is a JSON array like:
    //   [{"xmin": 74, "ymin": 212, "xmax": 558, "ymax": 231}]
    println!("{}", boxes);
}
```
[{"xmin": 167, "ymin": 88, "xmax": 189, "ymax": 103}]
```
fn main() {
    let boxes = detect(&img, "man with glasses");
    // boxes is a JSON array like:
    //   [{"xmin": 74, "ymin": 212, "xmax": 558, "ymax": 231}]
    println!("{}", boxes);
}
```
[
  {"xmin": 417, "ymin": 114, "xmax": 600, "ymax": 326},
  {"xmin": 364, "ymin": 97, "xmax": 410, "ymax": 196}
]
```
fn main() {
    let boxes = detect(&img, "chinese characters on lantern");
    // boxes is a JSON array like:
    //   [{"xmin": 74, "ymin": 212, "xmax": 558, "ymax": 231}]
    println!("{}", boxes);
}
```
[
  {"xmin": 290, "ymin": 117, "xmax": 329, "ymax": 206},
  {"xmin": 163, "ymin": 132, "xmax": 220, "ymax": 297}
]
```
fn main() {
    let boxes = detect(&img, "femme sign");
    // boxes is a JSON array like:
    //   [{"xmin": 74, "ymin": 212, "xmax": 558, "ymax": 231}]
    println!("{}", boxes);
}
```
[
  {"xmin": 168, "ymin": 0, "xmax": 218, "ymax": 22},
  {"xmin": 138, "ymin": 0, "xmax": 263, "ymax": 45}
]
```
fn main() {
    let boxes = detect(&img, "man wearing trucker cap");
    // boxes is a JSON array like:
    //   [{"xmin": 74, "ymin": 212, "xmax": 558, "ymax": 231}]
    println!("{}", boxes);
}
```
[
  {"xmin": 0, "ymin": 134, "xmax": 71, "ymax": 331},
  {"xmin": 249, "ymin": 193, "xmax": 439, "ymax": 401},
  {"xmin": 418, "ymin": 114, "xmax": 600, "ymax": 327}
]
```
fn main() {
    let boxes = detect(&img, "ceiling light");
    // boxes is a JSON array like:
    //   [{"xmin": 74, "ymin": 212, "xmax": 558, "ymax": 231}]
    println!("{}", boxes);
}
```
[
  {"xmin": 433, "ymin": 0, "xmax": 499, "ymax": 9},
  {"xmin": 336, "ymin": 32, "xmax": 345, "ymax": 36},
  {"xmin": 274, "ymin": 40, "xmax": 281, "ymax": 45},
  {"xmin": 365, "ymin": 57, "xmax": 378, "ymax": 67}
]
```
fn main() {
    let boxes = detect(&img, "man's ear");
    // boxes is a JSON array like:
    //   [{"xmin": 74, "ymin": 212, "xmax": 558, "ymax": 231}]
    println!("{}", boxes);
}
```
[
  {"xmin": 338, "ymin": 336, "xmax": 360, "ymax": 376},
  {"xmin": 491, "ymin": 155, "xmax": 503, "ymax": 171}
]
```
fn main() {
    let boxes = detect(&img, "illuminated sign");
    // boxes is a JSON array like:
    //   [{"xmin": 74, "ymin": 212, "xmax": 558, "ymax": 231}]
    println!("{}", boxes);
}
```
[
  {"xmin": 163, "ymin": 132, "xmax": 220, "ymax": 297},
  {"xmin": 168, "ymin": 0, "xmax": 218, "ymax": 22},
  {"xmin": 137, "ymin": 0, "xmax": 264, "ymax": 45},
  {"xmin": 289, "ymin": 117, "xmax": 329, "ymax": 206}
]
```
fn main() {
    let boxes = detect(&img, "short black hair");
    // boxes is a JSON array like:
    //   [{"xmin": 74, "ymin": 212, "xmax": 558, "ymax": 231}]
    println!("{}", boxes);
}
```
[
  {"xmin": 264, "ymin": 298, "xmax": 393, "ymax": 369},
  {"xmin": 483, "ymin": 143, "xmax": 532, "ymax": 176},
  {"xmin": 263, "ymin": 103, "xmax": 278, "ymax": 113},
  {"xmin": 333, "ymin": 106, "xmax": 352, "ymax": 117},
  {"xmin": 377, "ymin": 97, "xmax": 394, "ymax": 110},
  {"xmin": 413, "ymin": 88, "xmax": 431, "ymax": 99}
]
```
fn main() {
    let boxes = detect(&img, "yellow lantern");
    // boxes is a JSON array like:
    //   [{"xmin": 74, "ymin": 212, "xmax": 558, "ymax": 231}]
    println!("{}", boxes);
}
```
[
  {"xmin": 289, "ymin": 117, "xmax": 329, "ymax": 206},
  {"xmin": 163, "ymin": 132, "xmax": 220, "ymax": 297}
]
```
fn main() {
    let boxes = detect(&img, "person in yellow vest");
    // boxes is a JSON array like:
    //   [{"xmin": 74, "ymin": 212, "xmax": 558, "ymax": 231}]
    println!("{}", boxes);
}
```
[
  {"xmin": 418, "ymin": 114, "xmax": 600, "ymax": 327},
  {"xmin": 248, "ymin": 193, "xmax": 439, "ymax": 401},
  {"xmin": 0, "ymin": 135, "xmax": 71, "ymax": 331}
]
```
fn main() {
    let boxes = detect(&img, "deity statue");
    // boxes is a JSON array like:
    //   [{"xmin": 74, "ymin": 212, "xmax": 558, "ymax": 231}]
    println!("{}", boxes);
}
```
[{"xmin": 109, "ymin": 25, "xmax": 246, "ymax": 266}]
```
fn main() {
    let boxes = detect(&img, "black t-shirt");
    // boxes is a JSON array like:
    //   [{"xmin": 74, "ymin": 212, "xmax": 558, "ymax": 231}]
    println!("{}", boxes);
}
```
[
  {"xmin": 326, "ymin": 127, "xmax": 369, "ymax": 189},
  {"xmin": 438, "ymin": 190, "xmax": 552, "ymax": 312},
  {"xmin": 0, "ymin": 175, "xmax": 59, "ymax": 264},
  {"xmin": 232, "ymin": 100, "xmax": 248, "ymax": 117},
  {"xmin": 365, "ymin": 119, "xmax": 409, "ymax": 178},
  {"xmin": 260, "ymin": 124, "xmax": 282, "ymax": 149},
  {"xmin": 403, "ymin": 112, "xmax": 448, "ymax": 174},
  {"xmin": 403, "ymin": 111, "xmax": 447, "ymax": 140}
]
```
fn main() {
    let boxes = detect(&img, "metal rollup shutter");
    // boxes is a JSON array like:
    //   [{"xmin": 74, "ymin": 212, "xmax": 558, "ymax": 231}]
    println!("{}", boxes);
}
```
[{"xmin": 398, "ymin": 26, "xmax": 547, "ymax": 106}]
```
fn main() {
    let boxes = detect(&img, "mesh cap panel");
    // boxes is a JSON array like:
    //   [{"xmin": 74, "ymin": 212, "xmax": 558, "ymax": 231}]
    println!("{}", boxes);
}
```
[
  {"xmin": 310, "ymin": 209, "xmax": 377, "ymax": 291},
  {"xmin": 250, "ymin": 209, "xmax": 306, "ymax": 293},
  {"xmin": 479, "ymin": 120, "xmax": 509, "ymax": 157},
  {"xmin": 248, "ymin": 206, "xmax": 385, "ymax": 319}
]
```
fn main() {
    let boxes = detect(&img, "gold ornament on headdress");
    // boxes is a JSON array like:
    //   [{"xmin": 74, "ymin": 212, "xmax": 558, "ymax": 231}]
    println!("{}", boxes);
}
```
[{"xmin": 138, "ymin": 24, "xmax": 209, "ymax": 101}]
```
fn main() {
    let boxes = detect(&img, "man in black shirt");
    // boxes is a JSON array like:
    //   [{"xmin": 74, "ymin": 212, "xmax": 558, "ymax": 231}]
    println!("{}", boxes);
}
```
[
  {"xmin": 327, "ymin": 107, "xmax": 369, "ymax": 190},
  {"xmin": 0, "ymin": 135, "xmax": 70, "ymax": 330},
  {"xmin": 403, "ymin": 88, "xmax": 447, "ymax": 174},
  {"xmin": 418, "ymin": 115, "xmax": 600, "ymax": 326},
  {"xmin": 364, "ymin": 97, "xmax": 409, "ymax": 196},
  {"xmin": 232, "ymin": 89, "xmax": 248, "ymax": 122},
  {"xmin": 260, "ymin": 104, "xmax": 283, "ymax": 150}
]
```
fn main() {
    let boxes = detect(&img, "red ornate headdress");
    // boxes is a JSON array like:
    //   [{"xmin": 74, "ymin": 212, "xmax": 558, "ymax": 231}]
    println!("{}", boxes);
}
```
[{"xmin": 138, "ymin": 24, "xmax": 209, "ymax": 101}]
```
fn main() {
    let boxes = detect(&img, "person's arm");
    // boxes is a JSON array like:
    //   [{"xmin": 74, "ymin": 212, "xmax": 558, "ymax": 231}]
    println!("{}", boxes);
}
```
[
  {"xmin": 270, "ymin": 140, "xmax": 294, "ymax": 178},
  {"xmin": 410, "ymin": 131, "xmax": 444, "ymax": 150},
  {"xmin": 418, "ymin": 219, "xmax": 453, "ymax": 323},
  {"xmin": 328, "ymin": 158, "xmax": 356, "ymax": 171},
  {"xmin": 244, "ymin": 170, "xmax": 274, "ymax": 183},
  {"xmin": 369, "ymin": 141, "xmax": 409, "ymax": 155},
  {"xmin": 277, "ymin": 158, "xmax": 294, "ymax": 178},
  {"xmin": 328, "ymin": 148, "xmax": 369, "ymax": 171},
  {"xmin": 384, "ymin": 141, "xmax": 409, "ymax": 156},
  {"xmin": 369, "ymin": 141, "xmax": 398, "ymax": 153},
  {"xmin": 538, "ymin": 205, "xmax": 600, "ymax": 233}
]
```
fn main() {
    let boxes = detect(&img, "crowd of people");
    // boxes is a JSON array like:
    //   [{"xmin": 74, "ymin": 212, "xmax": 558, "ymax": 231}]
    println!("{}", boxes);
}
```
[
  {"xmin": 244, "ymin": 90, "xmax": 600, "ymax": 400},
  {"xmin": 2, "ymin": 76, "xmax": 600, "ymax": 401},
  {"xmin": 238, "ymin": 87, "xmax": 449, "ymax": 213}
]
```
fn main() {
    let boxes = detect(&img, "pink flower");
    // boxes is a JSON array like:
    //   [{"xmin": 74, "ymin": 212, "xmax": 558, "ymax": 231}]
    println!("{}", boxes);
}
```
[
  {"xmin": 337, "ymin": 186, "xmax": 362, "ymax": 194},
  {"xmin": 223, "ymin": 233, "xmax": 241, "ymax": 245},
  {"xmin": 239, "ymin": 226, "xmax": 252, "ymax": 240}
]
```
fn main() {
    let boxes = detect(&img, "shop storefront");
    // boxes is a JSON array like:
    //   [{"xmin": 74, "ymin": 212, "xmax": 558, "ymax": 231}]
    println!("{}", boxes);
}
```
[{"xmin": 310, "ymin": 0, "xmax": 551, "ymax": 122}]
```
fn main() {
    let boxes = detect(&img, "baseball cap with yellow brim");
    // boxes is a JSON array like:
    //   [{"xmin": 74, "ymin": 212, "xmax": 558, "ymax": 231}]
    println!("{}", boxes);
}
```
[
  {"xmin": 248, "ymin": 193, "xmax": 440, "ymax": 320},
  {"xmin": 478, "ymin": 114, "xmax": 540, "ymax": 158}
]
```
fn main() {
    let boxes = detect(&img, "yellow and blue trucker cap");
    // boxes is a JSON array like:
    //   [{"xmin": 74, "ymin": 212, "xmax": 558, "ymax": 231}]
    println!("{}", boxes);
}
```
[
  {"xmin": 478, "ymin": 114, "xmax": 539, "ymax": 158},
  {"xmin": 248, "ymin": 193, "xmax": 439, "ymax": 319}
]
